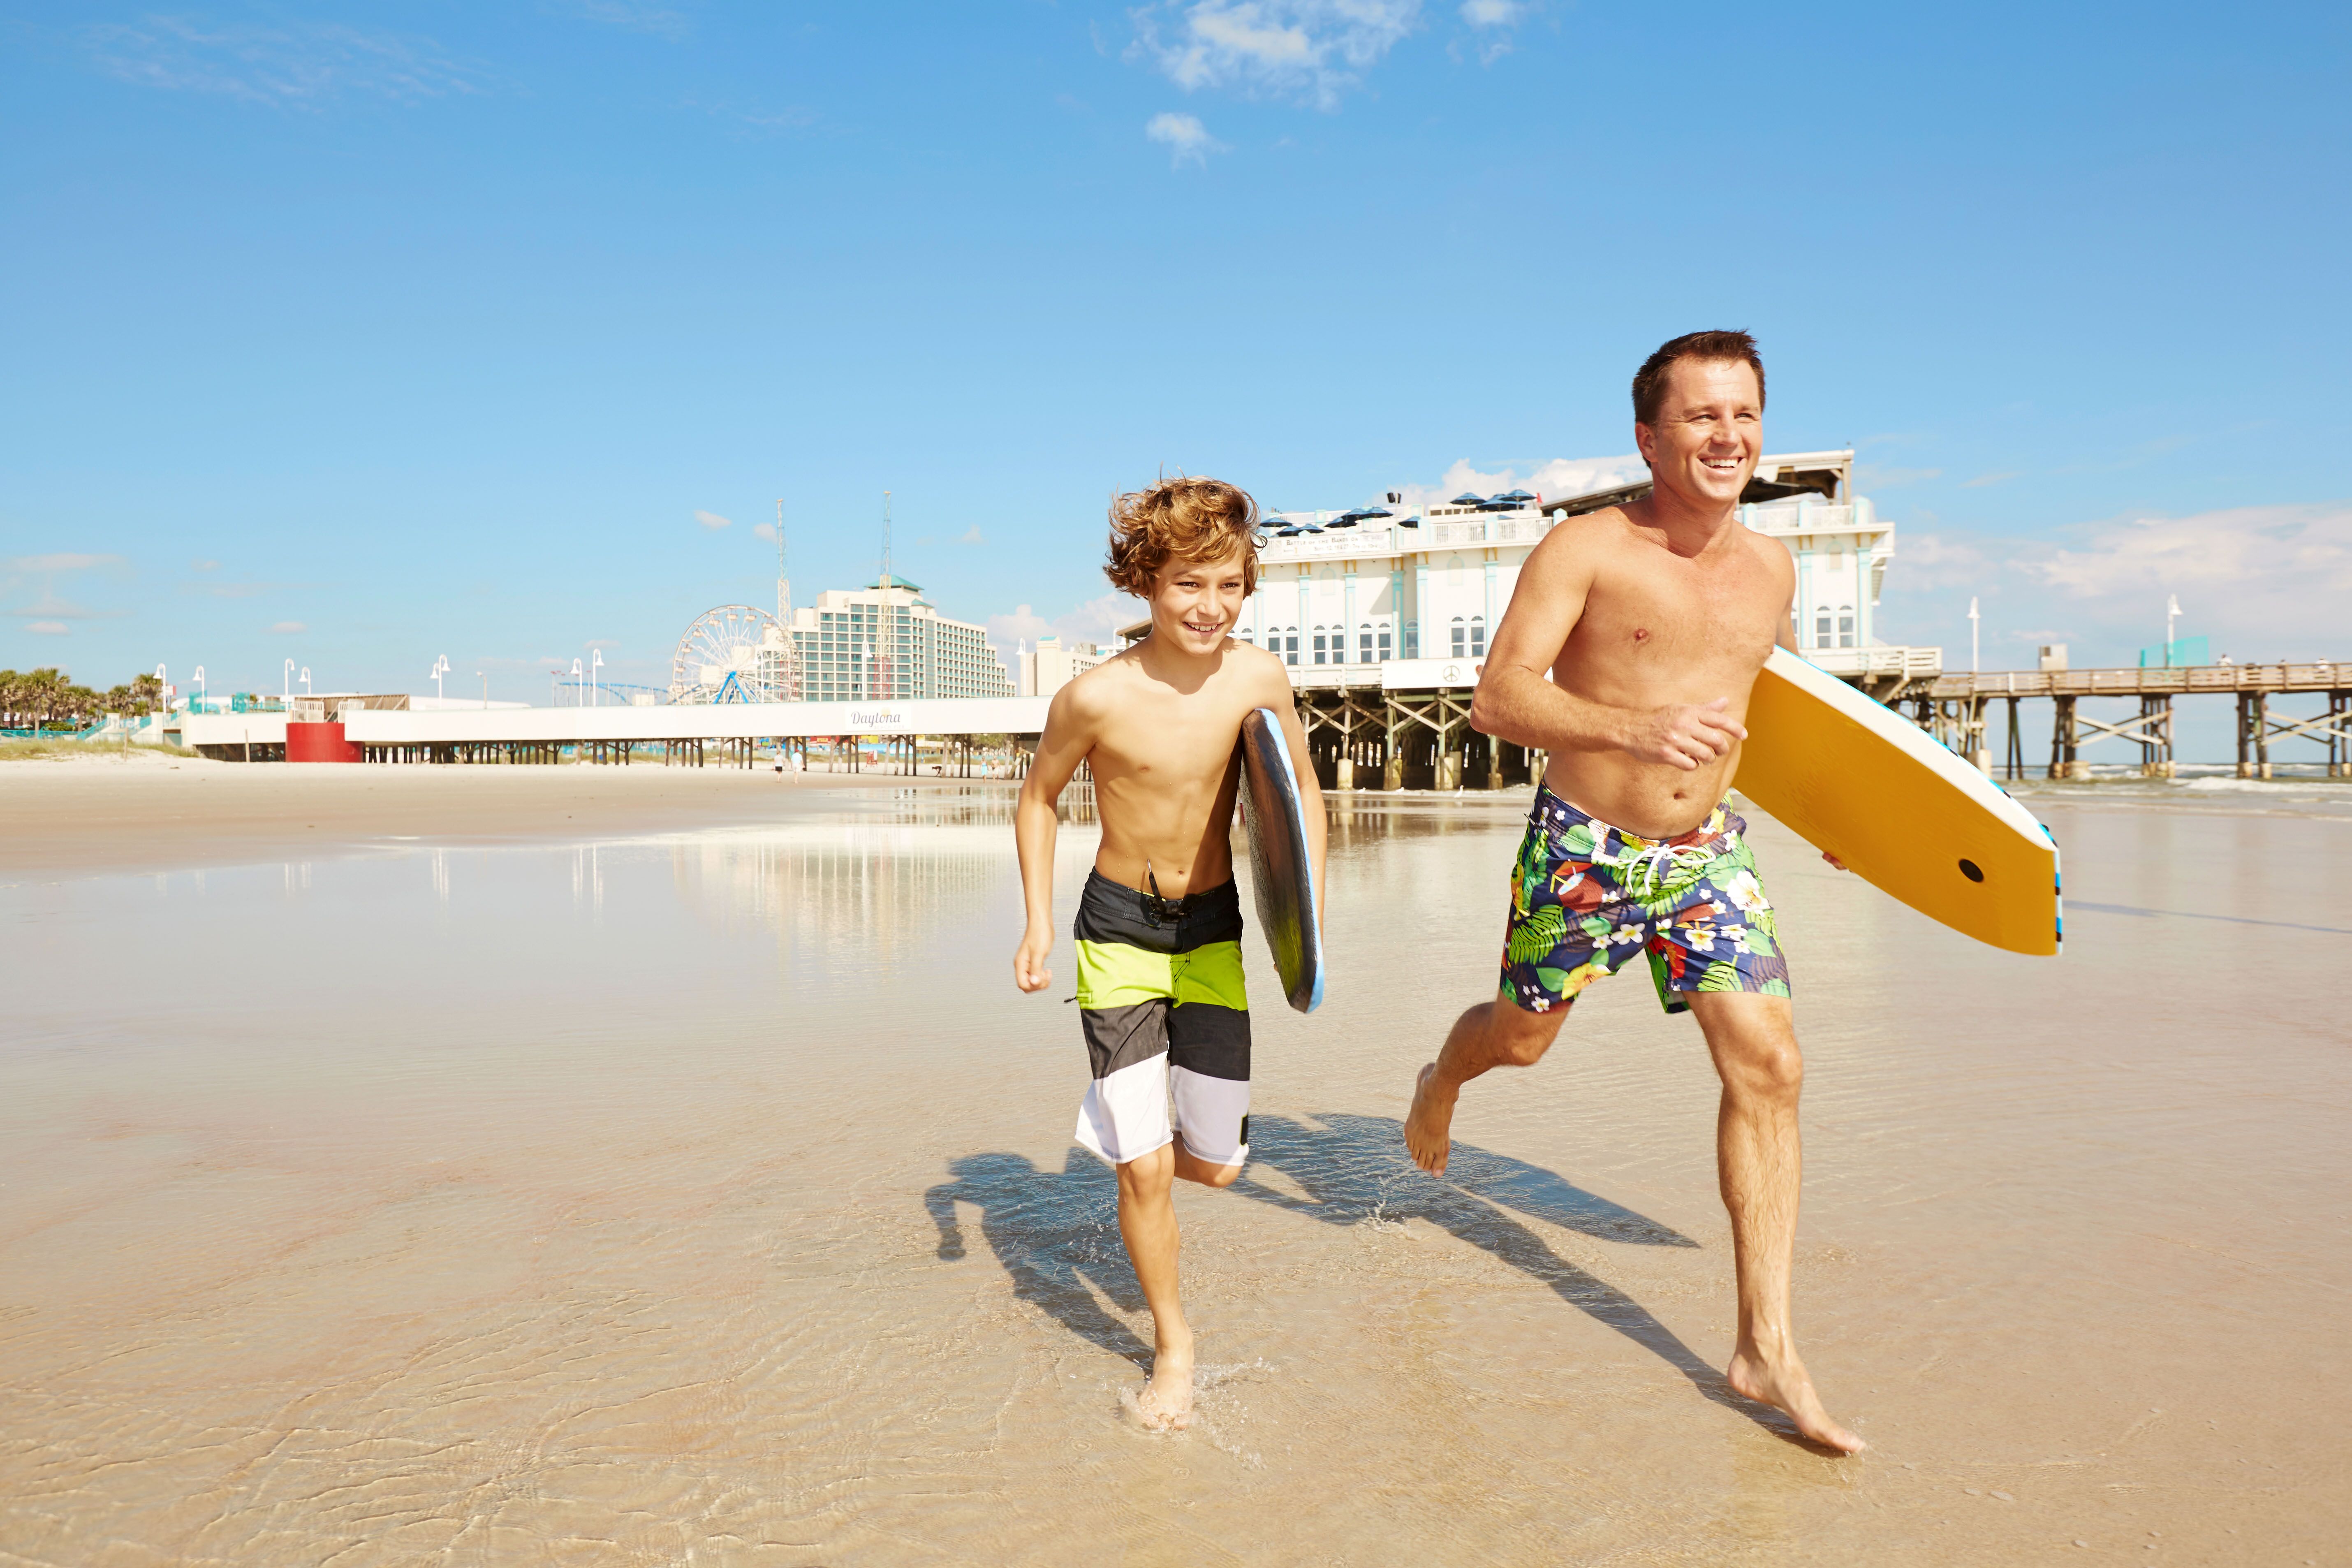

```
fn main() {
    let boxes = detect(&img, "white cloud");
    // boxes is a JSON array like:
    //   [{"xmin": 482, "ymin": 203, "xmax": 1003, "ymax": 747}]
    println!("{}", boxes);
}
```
[
  {"xmin": 586, "ymin": 638, "xmax": 621, "ymax": 650},
  {"xmin": 26, "ymin": 622, "xmax": 68, "ymax": 636},
  {"xmin": 1461, "ymin": 0, "xmax": 1522, "ymax": 23},
  {"xmin": 269, "ymin": 621, "xmax": 306, "ymax": 635},
  {"xmin": 6, "ymin": 591, "xmax": 104, "ymax": 620},
  {"xmin": 959, "ymin": 526, "xmax": 987, "ymax": 545},
  {"xmin": 561, "ymin": 1, "xmax": 690, "ymax": 41},
  {"xmin": 1389, "ymin": 453, "xmax": 1645, "ymax": 515},
  {"xmin": 1854, "ymin": 464, "xmax": 1943, "ymax": 488},
  {"xmin": 694, "ymin": 510, "xmax": 733, "ymax": 530},
  {"xmin": 984, "ymin": 594, "xmax": 1144, "ymax": 674},
  {"xmin": 1884, "ymin": 532, "xmax": 1988, "ymax": 590},
  {"xmin": 1146, "ymin": 111, "xmax": 1227, "ymax": 167},
  {"xmin": 84, "ymin": 18, "xmax": 484, "ymax": 106},
  {"xmin": 752, "ymin": 521, "xmax": 779, "ymax": 541},
  {"xmin": 2020, "ymin": 503, "xmax": 2352, "ymax": 602},
  {"xmin": 6, "ymin": 552, "xmax": 125, "ymax": 572},
  {"xmin": 1962, "ymin": 470, "xmax": 2021, "ymax": 489},
  {"xmin": 1133, "ymin": 0, "xmax": 1421, "ymax": 109},
  {"xmin": 191, "ymin": 557, "xmax": 220, "ymax": 571},
  {"xmin": 1877, "ymin": 501, "xmax": 2352, "ymax": 665}
]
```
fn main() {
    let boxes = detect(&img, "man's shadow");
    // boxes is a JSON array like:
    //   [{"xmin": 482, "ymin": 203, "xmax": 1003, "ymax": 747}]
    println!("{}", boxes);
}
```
[{"xmin": 930, "ymin": 1114, "xmax": 1815, "ymax": 1443}]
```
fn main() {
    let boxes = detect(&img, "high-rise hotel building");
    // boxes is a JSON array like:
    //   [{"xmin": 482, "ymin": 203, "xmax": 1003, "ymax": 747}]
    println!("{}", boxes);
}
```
[{"xmin": 786, "ymin": 577, "xmax": 1014, "ymax": 703}]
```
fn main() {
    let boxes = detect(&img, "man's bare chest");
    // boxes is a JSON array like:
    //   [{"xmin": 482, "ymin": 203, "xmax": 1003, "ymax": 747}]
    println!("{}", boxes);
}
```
[{"xmin": 1572, "ymin": 553, "xmax": 1783, "ymax": 669}]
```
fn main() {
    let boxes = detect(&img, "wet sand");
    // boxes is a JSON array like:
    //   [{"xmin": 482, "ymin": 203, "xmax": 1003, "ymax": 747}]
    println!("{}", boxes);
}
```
[{"xmin": 2, "ymin": 771, "xmax": 2347, "ymax": 1564}]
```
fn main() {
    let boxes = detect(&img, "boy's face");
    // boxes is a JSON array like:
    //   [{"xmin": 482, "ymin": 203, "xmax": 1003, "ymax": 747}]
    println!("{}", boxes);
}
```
[{"xmin": 1148, "ymin": 546, "xmax": 1250, "ymax": 654}]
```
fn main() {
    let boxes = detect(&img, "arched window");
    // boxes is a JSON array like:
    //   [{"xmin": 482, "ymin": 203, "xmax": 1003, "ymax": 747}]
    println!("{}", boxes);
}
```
[
  {"xmin": 1284, "ymin": 626, "xmax": 1299, "ymax": 665},
  {"xmin": 1838, "ymin": 605, "xmax": 1855, "ymax": 649},
  {"xmin": 1451, "ymin": 616, "xmax": 1467, "ymax": 658},
  {"xmin": 1377, "ymin": 621, "xmax": 1393, "ymax": 660},
  {"xmin": 1470, "ymin": 615, "xmax": 1487, "ymax": 656},
  {"xmin": 1815, "ymin": 605, "xmax": 1833, "ymax": 648},
  {"xmin": 1359, "ymin": 621, "xmax": 1375, "ymax": 663},
  {"xmin": 1312, "ymin": 625, "xmax": 1328, "ymax": 665}
]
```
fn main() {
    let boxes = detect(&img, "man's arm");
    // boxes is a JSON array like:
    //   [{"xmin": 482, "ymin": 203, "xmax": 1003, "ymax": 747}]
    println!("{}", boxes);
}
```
[
  {"xmin": 1469, "ymin": 516, "xmax": 1747, "ymax": 772},
  {"xmin": 1012, "ymin": 681, "xmax": 1098, "ymax": 993}
]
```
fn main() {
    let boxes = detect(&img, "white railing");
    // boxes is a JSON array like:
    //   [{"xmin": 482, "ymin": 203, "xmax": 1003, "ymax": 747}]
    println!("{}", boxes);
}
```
[
  {"xmin": 1424, "ymin": 514, "xmax": 1549, "ymax": 549},
  {"xmin": 1743, "ymin": 501, "xmax": 1857, "ymax": 535},
  {"xmin": 1804, "ymin": 645, "xmax": 1941, "ymax": 679},
  {"xmin": 1259, "ymin": 525, "xmax": 1400, "ymax": 561}
]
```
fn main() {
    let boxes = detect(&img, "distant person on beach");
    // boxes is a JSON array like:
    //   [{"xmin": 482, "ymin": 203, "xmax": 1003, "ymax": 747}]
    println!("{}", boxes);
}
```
[
  {"xmin": 1402, "ymin": 330, "xmax": 1865, "ymax": 1453},
  {"xmin": 1013, "ymin": 476, "xmax": 1324, "ymax": 1431}
]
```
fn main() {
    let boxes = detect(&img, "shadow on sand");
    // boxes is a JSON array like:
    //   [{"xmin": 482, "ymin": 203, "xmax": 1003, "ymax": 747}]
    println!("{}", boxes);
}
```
[{"xmin": 926, "ymin": 1112, "xmax": 1813, "ymax": 1442}]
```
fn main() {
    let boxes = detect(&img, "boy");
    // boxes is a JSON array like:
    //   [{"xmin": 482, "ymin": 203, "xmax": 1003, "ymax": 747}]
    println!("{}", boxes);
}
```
[{"xmin": 1012, "ymin": 475, "xmax": 1323, "ymax": 1431}]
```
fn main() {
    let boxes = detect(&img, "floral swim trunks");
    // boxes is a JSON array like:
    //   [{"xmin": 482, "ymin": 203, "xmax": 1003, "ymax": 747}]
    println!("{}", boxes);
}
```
[{"xmin": 1500, "ymin": 785, "xmax": 1792, "ymax": 1016}]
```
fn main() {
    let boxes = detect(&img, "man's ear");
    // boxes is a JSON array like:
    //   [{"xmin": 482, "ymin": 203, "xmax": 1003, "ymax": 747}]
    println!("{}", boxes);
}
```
[{"xmin": 1633, "ymin": 421, "xmax": 1657, "ymax": 466}]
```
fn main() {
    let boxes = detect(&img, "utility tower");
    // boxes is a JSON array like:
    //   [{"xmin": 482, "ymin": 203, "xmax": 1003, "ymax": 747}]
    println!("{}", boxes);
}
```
[
  {"xmin": 874, "ymin": 491, "xmax": 895, "ymax": 698},
  {"xmin": 774, "ymin": 498, "xmax": 799, "ymax": 701}
]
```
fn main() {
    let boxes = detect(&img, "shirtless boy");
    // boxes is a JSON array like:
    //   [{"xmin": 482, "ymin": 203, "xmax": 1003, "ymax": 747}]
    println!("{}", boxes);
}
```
[
  {"xmin": 1014, "ymin": 476, "xmax": 1324, "ymax": 1431},
  {"xmin": 1402, "ymin": 331, "xmax": 1864, "ymax": 1453}
]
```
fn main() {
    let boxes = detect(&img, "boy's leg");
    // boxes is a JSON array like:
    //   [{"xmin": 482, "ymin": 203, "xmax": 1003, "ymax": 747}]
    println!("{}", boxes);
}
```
[
  {"xmin": 1113, "ymin": 1142, "xmax": 1195, "ymax": 1429},
  {"xmin": 1686, "ymin": 990, "xmax": 1861, "ymax": 1453}
]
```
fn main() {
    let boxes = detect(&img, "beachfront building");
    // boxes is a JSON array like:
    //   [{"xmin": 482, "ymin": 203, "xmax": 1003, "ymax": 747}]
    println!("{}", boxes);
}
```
[
  {"xmin": 1015, "ymin": 635, "xmax": 1107, "ymax": 699},
  {"xmin": 1245, "ymin": 449, "xmax": 1936, "ymax": 690},
  {"xmin": 788, "ymin": 576, "xmax": 1014, "ymax": 703},
  {"xmin": 1243, "ymin": 450, "xmax": 1943, "ymax": 788}
]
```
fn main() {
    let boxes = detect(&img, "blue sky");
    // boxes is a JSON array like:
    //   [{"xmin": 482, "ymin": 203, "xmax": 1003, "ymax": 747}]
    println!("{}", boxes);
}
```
[{"xmin": 3, "ymin": 2, "xmax": 2347, "ymax": 738}]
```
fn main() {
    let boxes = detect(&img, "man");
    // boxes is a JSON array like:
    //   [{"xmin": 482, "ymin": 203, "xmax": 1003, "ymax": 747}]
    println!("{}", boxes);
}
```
[
  {"xmin": 1014, "ymin": 475, "xmax": 1324, "ymax": 1431},
  {"xmin": 1402, "ymin": 330, "xmax": 1863, "ymax": 1453}
]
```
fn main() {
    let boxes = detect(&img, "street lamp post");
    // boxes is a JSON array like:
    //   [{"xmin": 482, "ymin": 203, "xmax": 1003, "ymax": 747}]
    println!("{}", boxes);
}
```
[
  {"xmin": 2165, "ymin": 595, "xmax": 2182, "ymax": 667},
  {"xmin": 301, "ymin": 667, "xmax": 312, "ymax": 697},
  {"xmin": 284, "ymin": 658, "xmax": 294, "ymax": 699},
  {"xmin": 477, "ymin": 671, "xmax": 487, "ymax": 709},
  {"xmin": 154, "ymin": 664, "xmax": 166, "ymax": 730},
  {"xmin": 1968, "ymin": 596, "xmax": 1980, "ymax": 674},
  {"xmin": 590, "ymin": 649, "xmax": 604, "ymax": 708},
  {"xmin": 569, "ymin": 658, "xmax": 583, "ymax": 707},
  {"xmin": 431, "ymin": 655, "xmax": 450, "ymax": 700}
]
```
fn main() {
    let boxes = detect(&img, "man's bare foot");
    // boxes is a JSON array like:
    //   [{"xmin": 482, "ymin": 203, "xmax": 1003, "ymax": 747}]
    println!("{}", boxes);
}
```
[
  {"xmin": 1403, "ymin": 1062, "xmax": 1458, "ymax": 1175},
  {"xmin": 1128, "ymin": 1334, "xmax": 1195, "ymax": 1431},
  {"xmin": 1727, "ymin": 1347, "xmax": 1865, "ymax": 1453}
]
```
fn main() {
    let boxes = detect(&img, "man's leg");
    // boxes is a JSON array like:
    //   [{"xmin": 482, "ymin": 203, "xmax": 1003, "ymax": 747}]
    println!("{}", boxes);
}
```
[
  {"xmin": 1404, "ymin": 996, "xmax": 1570, "ymax": 1175},
  {"xmin": 1115, "ymin": 1142, "xmax": 1199, "ymax": 1430},
  {"xmin": 1686, "ymin": 991, "xmax": 1863, "ymax": 1453}
]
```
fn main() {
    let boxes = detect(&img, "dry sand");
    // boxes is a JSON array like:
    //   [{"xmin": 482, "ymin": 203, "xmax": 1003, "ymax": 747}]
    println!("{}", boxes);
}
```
[{"xmin": 1, "ymin": 766, "xmax": 2347, "ymax": 1565}]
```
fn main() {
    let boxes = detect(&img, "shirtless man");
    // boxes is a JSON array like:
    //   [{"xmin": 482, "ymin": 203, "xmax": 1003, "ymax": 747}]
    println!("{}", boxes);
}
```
[
  {"xmin": 1014, "ymin": 476, "xmax": 1324, "ymax": 1431},
  {"xmin": 1402, "ymin": 330, "xmax": 1864, "ymax": 1453}
]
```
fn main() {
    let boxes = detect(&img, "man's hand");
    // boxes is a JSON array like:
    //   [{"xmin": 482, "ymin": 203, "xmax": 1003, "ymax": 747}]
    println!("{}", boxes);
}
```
[
  {"xmin": 1013, "ymin": 925, "xmax": 1054, "ymax": 993},
  {"xmin": 1822, "ymin": 851, "xmax": 1848, "ymax": 871},
  {"xmin": 1628, "ymin": 697, "xmax": 1748, "ymax": 771}
]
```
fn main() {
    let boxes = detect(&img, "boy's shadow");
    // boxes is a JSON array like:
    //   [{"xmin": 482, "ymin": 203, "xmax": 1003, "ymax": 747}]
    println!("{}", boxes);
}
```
[
  {"xmin": 929, "ymin": 1114, "xmax": 1814, "ymax": 1444},
  {"xmin": 925, "ymin": 1151, "xmax": 1151, "ymax": 1364}
]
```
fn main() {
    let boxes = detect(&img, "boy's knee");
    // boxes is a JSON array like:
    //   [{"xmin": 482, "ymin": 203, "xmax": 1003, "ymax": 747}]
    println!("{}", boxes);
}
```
[{"xmin": 1117, "ymin": 1144, "xmax": 1176, "ymax": 1198}]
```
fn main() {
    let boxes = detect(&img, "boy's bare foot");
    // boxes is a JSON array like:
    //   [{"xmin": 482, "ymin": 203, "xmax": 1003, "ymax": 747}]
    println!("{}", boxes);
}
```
[
  {"xmin": 1726, "ymin": 1347, "xmax": 1865, "ymax": 1453},
  {"xmin": 1403, "ymin": 1062, "xmax": 1457, "ymax": 1175},
  {"xmin": 1128, "ymin": 1332, "xmax": 1195, "ymax": 1431}
]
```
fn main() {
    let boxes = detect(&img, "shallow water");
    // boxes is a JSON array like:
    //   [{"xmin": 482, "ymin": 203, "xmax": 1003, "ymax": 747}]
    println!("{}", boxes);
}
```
[{"xmin": 2, "ymin": 785, "xmax": 2347, "ymax": 1565}]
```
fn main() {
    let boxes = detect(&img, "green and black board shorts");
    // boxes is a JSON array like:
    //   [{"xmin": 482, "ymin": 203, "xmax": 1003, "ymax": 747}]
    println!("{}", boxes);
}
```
[{"xmin": 1071, "ymin": 869, "xmax": 1252, "ymax": 1169}]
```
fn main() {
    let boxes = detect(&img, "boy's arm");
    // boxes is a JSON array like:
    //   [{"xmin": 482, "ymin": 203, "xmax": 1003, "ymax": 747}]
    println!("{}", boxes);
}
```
[
  {"xmin": 1012, "ymin": 681, "xmax": 1098, "ymax": 993},
  {"xmin": 1262, "ymin": 661, "xmax": 1329, "ymax": 933}
]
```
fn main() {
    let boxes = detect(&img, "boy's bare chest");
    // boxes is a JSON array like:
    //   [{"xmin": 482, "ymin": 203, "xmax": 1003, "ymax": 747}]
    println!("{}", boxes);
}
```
[{"xmin": 1093, "ymin": 690, "xmax": 1249, "ymax": 783}]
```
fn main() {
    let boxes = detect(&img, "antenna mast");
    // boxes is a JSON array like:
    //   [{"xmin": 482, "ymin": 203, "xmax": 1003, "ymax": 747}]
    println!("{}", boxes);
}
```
[
  {"xmin": 881, "ymin": 490, "xmax": 893, "ymax": 588},
  {"xmin": 775, "ymin": 498, "xmax": 797, "ymax": 700}
]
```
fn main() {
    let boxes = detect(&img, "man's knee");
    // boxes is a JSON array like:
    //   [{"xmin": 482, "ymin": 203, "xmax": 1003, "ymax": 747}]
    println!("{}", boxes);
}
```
[
  {"xmin": 1485, "ymin": 998, "xmax": 1567, "ymax": 1067},
  {"xmin": 1721, "ymin": 1033, "xmax": 1803, "ymax": 1100}
]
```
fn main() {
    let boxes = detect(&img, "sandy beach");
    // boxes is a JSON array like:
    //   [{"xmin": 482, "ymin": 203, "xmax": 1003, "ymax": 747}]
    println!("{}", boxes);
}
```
[{"xmin": 2, "ymin": 763, "xmax": 2347, "ymax": 1565}]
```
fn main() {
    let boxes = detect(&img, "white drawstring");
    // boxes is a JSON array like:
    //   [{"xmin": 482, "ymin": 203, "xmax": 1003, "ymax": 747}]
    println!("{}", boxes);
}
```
[{"xmin": 1605, "ymin": 836, "xmax": 1716, "ymax": 903}]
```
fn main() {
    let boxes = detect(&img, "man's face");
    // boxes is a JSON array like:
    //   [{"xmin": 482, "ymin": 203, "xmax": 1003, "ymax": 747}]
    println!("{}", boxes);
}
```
[
  {"xmin": 1149, "ymin": 546, "xmax": 1250, "ymax": 654},
  {"xmin": 1635, "ymin": 357, "xmax": 1762, "ymax": 510}
]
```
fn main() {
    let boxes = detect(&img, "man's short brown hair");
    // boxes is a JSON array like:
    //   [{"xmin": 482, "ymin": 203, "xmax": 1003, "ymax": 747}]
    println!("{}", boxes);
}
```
[
  {"xmin": 1104, "ymin": 475, "xmax": 1260, "ymax": 597},
  {"xmin": 1631, "ymin": 330, "xmax": 1766, "ymax": 426}
]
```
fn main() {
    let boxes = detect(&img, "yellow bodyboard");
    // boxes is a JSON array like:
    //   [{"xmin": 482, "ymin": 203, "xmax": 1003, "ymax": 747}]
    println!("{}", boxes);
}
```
[{"xmin": 1732, "ymin": 648, "xmax": 2060, "ymax": 956}]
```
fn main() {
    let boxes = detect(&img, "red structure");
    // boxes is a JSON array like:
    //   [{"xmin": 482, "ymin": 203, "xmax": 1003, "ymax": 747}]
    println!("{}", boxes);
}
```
[{"xmin": 285, "ymin": 721, "xmax": 362, "ymax": 763}]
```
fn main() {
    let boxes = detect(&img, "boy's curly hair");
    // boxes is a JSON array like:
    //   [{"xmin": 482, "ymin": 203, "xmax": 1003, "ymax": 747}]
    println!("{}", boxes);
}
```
[{"xmin": 1104, "ymin": 475, "xmax": 1260, "ymax": 598}]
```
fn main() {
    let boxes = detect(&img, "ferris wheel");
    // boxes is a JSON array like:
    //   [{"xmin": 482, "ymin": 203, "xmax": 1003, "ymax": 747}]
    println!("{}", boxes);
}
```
[{"xmin": 670, "ymin": 604, "xmax": 792, "ymax": 703}]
